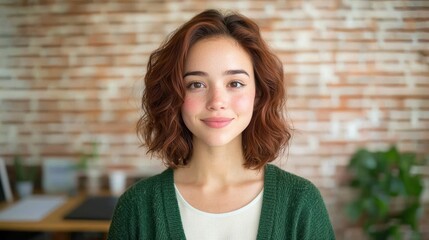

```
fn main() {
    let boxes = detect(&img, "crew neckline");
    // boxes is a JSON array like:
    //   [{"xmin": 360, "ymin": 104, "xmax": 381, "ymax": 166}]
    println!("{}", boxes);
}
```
[{"xmin": 174, "ymin": 184, "xmax": 264, "ymax": 217}]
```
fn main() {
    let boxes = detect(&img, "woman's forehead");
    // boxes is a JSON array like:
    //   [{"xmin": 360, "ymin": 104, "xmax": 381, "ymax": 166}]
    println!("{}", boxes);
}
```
[{"xmin": 184, "ymin": 37, "xmax": 253, "ymax": 74}]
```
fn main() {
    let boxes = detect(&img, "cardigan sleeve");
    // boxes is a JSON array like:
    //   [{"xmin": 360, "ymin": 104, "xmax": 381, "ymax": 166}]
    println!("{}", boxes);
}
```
[
  {"xmin": 107, "ymin": 188, "xmax": 139, "ymax": 240},
  {"xmin": 296, "ymin": 183, "xmax": 336, "ymax": 240}
]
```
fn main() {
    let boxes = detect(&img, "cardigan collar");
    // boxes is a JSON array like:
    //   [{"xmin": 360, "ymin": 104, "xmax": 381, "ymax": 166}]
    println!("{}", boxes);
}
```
[{"xmin": 161, "ymin": 164, "xmax": 278, "ymax": 240}]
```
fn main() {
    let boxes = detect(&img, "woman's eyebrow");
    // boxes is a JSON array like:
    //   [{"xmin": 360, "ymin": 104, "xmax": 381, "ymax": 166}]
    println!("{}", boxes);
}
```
[
  {"xmin": 183, "ymin": 69, "xmax": 250, "ymax": 78},
  {"xmin": 224, "ymin": 69, "xmax": 249, "ymax": 77},
  {"xmin": 183, "ymin": 71, "xmax": 207, "ymax": 78}
]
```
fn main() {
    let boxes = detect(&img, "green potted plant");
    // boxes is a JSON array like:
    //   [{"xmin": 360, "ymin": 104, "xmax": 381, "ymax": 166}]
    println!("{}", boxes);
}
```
[
  {"xmin": 346, "ymin": 146, "xmax": 424, "ymax": 240},
  {"xmin": 77, "ymin": 141, "xmax": 99, "ymax": 170},
  {"xmin": 77, "ymin": 142, "xmax": 102, "ymax": 194},
  {"xmin": 13, "ymin": 155, "xmax": 37, "ymax": 198}
]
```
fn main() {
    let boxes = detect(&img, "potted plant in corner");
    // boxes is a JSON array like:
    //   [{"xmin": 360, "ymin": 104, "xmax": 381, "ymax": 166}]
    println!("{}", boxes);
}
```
[
  {"xmin": 346, "ymin": 145, "xmax": 424, "ymax": 240},
  {"xmin": 13, "ymin": 155, "xmax": 37, "ymax": 199}
]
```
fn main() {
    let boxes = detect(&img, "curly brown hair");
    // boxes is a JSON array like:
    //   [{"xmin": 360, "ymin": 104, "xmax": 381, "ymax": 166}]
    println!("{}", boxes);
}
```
[{"xmin": 137, "ymin": 9, "xmax": 291, "ymax": 169}]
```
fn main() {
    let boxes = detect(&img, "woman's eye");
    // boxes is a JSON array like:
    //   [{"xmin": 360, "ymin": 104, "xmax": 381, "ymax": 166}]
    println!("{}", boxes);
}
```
[
  {"xmin": 229, "ymin": 81, "xmax": 245, "ymax": 88},
  {"xmin": 187, "ymin": 82, "xmax": 205, "ymax": 89}
]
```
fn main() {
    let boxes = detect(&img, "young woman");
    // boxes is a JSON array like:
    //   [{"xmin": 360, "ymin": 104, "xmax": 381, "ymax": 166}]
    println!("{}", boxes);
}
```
[{"xmin": 108, "ymin": 9, "xmax": 335, "ymax": 240}]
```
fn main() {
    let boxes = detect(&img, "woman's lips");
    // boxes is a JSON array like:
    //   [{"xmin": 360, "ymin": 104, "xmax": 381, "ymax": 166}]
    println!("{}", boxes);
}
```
[{"xmin": 201, "ymin": 117, "xmax": 233, "ymax": 128}]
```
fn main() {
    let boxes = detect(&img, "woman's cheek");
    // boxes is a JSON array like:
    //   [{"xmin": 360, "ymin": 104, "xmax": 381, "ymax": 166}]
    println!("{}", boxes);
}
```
[
  {"xmin": 182, "ymin": 96, "xmax": 200, "ymax": 113},
  {"xmin": 232, "ymin": 94, "xmax": 255, "ymax": 113}
]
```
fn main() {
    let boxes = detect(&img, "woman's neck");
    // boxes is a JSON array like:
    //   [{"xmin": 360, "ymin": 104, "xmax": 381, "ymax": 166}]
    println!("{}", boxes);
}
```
[
  {"xmin": 176, "ymin": 137, "xmax": 257, "ymax": 186},
  {"xmin": 173, "ymin": 136, "xmax": 265, "ymax": 214}
]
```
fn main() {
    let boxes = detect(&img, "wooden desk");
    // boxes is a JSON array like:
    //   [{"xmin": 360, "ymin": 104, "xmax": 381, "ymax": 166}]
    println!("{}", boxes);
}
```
[{"xmin": 0, "ymin": 193, "xmax": 111, "ymax": 234}]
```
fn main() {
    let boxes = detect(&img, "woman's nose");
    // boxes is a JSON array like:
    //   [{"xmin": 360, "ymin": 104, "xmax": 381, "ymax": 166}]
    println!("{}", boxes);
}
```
[{"xmin": 206, "ymin": 87, "xmax": 226, "ymax": 111}]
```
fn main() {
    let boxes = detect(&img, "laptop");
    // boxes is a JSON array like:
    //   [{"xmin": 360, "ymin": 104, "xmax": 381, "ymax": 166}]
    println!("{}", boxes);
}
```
[
  {"xmin": 0, "ymin": 158, "xmax": 13, "ymax": 203},
  {"xmin": 64, "ymin": 196, "xmax": 118, "ymax": 220}
]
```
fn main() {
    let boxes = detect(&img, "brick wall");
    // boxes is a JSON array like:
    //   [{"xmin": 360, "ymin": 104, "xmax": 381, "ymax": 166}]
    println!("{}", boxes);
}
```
[{"xmin": 0, "ymin": 0, "xmax": 428, "ymax": 238}]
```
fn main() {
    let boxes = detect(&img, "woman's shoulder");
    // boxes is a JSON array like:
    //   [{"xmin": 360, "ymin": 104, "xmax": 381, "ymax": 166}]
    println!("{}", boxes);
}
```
[
  {"xmin": 119, "ymin": 168, "xmax": 172, "ymax": 202},
  {"xmin": 266, "ymin": 164, "xmax": 320, "ymax": 194}
]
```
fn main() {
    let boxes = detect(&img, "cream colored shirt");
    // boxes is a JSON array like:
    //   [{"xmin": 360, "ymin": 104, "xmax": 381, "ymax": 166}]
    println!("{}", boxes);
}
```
[{"xmin": 175, "ymin": 185, "xmax": 263, "ymax": 240}]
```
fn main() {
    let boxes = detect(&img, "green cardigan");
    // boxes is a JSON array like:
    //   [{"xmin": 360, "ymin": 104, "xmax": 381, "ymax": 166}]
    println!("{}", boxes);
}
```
[{"xmin": 107, "ymin": 164, "xmax": 335, "ymax": 239}]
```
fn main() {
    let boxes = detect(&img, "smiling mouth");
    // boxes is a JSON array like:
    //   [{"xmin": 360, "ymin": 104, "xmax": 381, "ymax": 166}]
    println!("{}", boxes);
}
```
[{"xmin": 201, "ymin": 118, "xmax": 233, "ymax": 128}]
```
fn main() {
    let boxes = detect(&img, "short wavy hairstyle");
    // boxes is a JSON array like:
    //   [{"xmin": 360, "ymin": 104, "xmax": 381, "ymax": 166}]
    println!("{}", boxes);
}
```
[{"xmin": 137, "ymin": 9, "xmax": 291, "ymax": 169}]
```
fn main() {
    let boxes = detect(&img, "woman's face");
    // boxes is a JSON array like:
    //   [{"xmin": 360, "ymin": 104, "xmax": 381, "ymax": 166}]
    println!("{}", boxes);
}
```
[{"xmin": 181, "ymin": 36, "xmax": 256, "ymax": 148}]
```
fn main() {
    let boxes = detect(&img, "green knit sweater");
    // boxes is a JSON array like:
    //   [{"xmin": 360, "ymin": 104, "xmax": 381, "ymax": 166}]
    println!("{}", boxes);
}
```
[{"xmin": 107, "ymin": 164, "xmax": 335, "ymax": 239}]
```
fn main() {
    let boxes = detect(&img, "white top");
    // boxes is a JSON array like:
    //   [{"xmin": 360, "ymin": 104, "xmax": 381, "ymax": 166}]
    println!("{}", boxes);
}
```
[{"xmin": 175, "ymin": 185, "xmax": 263, "ymax": 240}]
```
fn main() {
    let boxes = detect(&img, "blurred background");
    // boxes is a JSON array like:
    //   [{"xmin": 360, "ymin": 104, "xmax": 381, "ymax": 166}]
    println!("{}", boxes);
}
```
[{"xmin": 0, "ymin": 0, "xmax": 428, "ymax": 239}]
